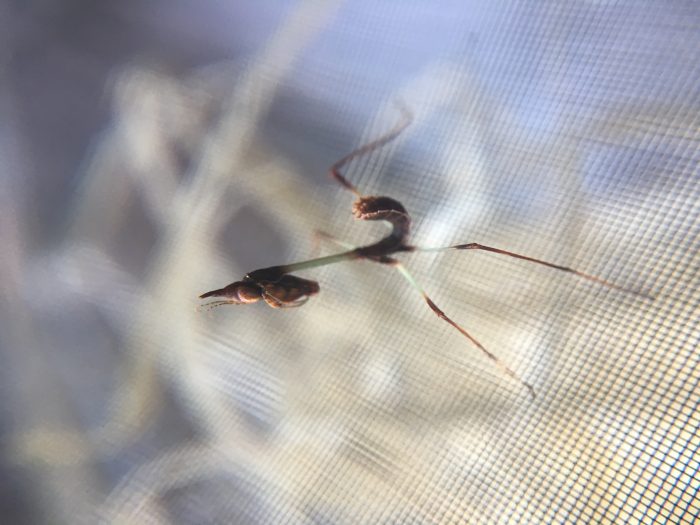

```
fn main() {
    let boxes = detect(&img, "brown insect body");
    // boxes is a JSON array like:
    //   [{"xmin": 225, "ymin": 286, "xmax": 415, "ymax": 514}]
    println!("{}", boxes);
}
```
[
  {"xmin": 200, "ymin": 103, "xmax": 651, "ymax": 399},
  {"xmin": 199, "ymin": 274, "xmax": 319, "ymax": 309},
  {"xmin": 199, "ymin": 195, "xmax": 410, "ymax": 308}
]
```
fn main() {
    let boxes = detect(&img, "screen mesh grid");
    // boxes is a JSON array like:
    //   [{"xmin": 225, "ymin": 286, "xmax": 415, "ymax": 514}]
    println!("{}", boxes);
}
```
[{"xmin": 2, "ymin": 1, "xmax": 698, "ymax": 524}]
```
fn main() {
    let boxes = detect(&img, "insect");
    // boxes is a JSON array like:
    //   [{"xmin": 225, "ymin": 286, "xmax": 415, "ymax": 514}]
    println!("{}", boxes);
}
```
[{"xmin": 200, "ymin": 103, "xmax": 651, "ymax": 398}]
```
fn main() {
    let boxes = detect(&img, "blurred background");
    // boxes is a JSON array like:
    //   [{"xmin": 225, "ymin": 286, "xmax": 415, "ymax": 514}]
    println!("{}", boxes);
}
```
[{"xmin": 1, "ymin": 1, "xmax": 698, "ymax": 524}]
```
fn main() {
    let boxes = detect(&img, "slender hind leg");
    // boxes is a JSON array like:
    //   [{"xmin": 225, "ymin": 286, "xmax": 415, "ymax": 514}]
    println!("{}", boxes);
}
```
[
  {"xmin": 329, "ymin": 102, "xmax": 413, "ymax": 197},
  {"xmin": 389, "ymin": 260, "xmax": 536, "ymax": 399},
  {"xmin": 311, "ymin": 233, "xmax": 537, "ymax": 397},
  {"xmin": 409, "ymin": 242, "xmax": 653, "ymax": 298}
]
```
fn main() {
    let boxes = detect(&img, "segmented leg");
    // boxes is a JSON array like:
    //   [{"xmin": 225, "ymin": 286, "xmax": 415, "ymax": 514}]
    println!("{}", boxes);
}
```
[
  {"xmin": 389, "ymin": 260, "xmax": 536, "ymax": 399},
  {"xmin": 330, "ymin": 102, "xmax": 413, "ymax": 197},
  {"xmin": 410, "ymin": 242, "xmax": 652, "ymax": 298}
]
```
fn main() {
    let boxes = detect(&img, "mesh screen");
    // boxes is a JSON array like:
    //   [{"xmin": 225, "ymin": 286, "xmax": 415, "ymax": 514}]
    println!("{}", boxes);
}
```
[{"xmin": 2, "ymin": 1, "xmax": 699, "ymax": 524}]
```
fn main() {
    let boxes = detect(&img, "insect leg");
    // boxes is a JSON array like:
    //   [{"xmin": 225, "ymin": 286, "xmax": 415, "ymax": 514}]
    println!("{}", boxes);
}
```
[
  {"xmin": 409, "ymin": 243, "xmax": 653, "ymax": 298},
  {"xmin": 389, "ymin": 260, "xmax": 536, "ymax": 399},
  {"xmin": 329, "ymin": 102, "xmax": 413, "ymax": 197}
]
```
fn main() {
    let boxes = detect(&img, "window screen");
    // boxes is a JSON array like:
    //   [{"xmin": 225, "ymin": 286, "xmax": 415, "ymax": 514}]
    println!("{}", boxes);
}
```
[{"xmin": 2, "ymin": 1, "xmax": 698, "ymax": 524}]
